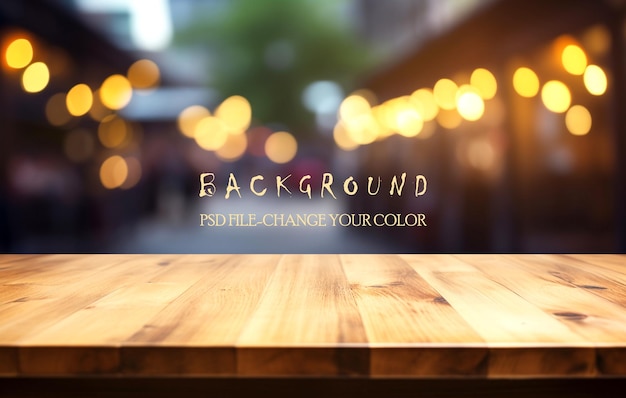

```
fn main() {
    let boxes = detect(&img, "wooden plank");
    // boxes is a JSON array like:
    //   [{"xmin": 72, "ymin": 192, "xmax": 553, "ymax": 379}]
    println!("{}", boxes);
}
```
[
  {"xmin": 503, "ymin": 255, "xmax": 626, "ymax": 310},
  {"xmin": 0, "ymin": 255, "xmax": 124, "ymax": 285},
  {"xmin": 487, "ymin": 346, "xmax": 596, "ymax": 377},
  {"xmin": 125, "ymin": 254, "xmax": 281, "ymax": 376},
  {"xmin": 459, "ymin": 255, "xmax": 626, "ymax": 343},
  {"xmin": 0, "ymin": 346, "xmax": 18, "ymax": 376},
  {"xmin": 236, "ymin": 255, "xmax": 368, "ymax": 376},
  {"xmin": 8, "ymin": 256, "xmax": 197, "ymax": 375},
  {"xmin": 18, "ymin": 347, "xmax": 119, "ymax": 376},
  {"xmin": 0, "ymin": 256, "xmax": 140, "ymax": 307},
  {"xmin": 400, "ymin": 254, "xmax": 597, "ymax": 377},
  {"xmin": 341, "ymin": 254, "xmax": 487, "ymax": 376},
  {"xmin": 0, "ymin": 254, "xmax": 625, "ymax": 379},
  {"xmin": 467, "ymin": 254, "xmax": 626, "ymax": 376},
  {"xmin": 0, "ymin": 256, "xmax": 173, "ymax": 343},
  {"xmin": 565, "ymin": 254, "xmax": 626, "ymax": 287},
  {"xmin": 401, "ymin": 255, "xmax": 589, "ymax": 343}
]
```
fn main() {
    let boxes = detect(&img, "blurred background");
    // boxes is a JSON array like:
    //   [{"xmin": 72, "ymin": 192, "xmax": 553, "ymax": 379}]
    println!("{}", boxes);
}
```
[{"xmin": 0, "ymin": 0, "xmax": 624, "ymax": 253}]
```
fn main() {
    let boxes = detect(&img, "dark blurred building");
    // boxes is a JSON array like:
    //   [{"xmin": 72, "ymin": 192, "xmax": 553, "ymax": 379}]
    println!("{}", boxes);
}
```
[
  {"xmin": 0, "ymin": 0, "xmax": 144, "ymax": 252},
  {"xmin": 355, "ymin": 0, "xmax": 626, "ymax": 253}
]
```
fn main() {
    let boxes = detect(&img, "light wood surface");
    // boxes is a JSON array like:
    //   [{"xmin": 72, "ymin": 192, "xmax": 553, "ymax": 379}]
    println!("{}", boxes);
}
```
[{"xmin": 0, "ymin": 254, "xmax": 625, "ymax": 378}]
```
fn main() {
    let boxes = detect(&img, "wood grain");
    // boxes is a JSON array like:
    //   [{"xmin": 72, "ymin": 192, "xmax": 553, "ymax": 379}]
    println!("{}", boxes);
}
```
[
  {"xmin": 237, "ymin": 254, "xmax": 368, "ymax": 376},
  {"xmin": 126, "ymin": 254, "xmax": 281, "ymax": 375},
  {"xmin": 341, "ymin": 254, "xmax": 487, "ymax": 376},
  {"xmin": 0, "ymin": 254, "xmax": 625, "ymax": 378}
]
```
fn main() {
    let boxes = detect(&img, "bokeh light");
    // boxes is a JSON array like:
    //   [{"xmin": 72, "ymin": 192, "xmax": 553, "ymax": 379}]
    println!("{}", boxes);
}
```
[
  {"xmin": 121, "ymin": 156, "xmax": 142, "ymax": 189},
  {"xmin": 100, "ymin": 155, "xmax": 128, "ymax": 189},
  {"xmin": 99, "ymin": 74, "xmax": 132, "ymax": 110},
  {"xmin": 127, "ymin": 59, "xmax": 160, "ymax": 90},
  {"xmin": 21, "ymin": 62, "xmax": 49, "ymax": 93},
  {"xmin": 98, "ymin": 115, "xmax": 129, "ymax": 148},
  {"xmin": 265, "ymin": 131, "xmax": 297, "ymax": 163},
  {"xmin": 46, "ymin": 92, "xmax": 73, "ymax": 126},
  {"xmin": 565, "ymin": 105, "xmax": 592, "ymax": 136},
  {"xmin": 177, "ymin": 105, "xmax": 211, "ymax": 138},
  {"xmin": 194, "ymin": 116, "xmax": 228, "ymax": 151},
  {"xmin": 561, "ymin": 44, "xmax": 587, "ymax": 75},
  {"xmin": 66, "ymin": 83, "xmax": 93, "ymax": 117},
  {"xmin": 584, "ymin": 64, "xmax": 607, "ymax": 96},
  {"xmin": 456, "ymin": 85, "xmax": 485, "ymax": 121},
  {"xmin": 345, "ymin": 113, "xmax": 379, "ymax": 144},
  {"xmin": 541, "ymin": 80, "xmax": 571, "ymax": 113},
  {"xmin": 467, "ymin": 139, "xmax": 496, "ymax": 171},
  {"xmin": 5, "ymin": 38, "xmax": 33, "ymax": 69},
  {"xmin": 339, "ymin": 94, "xmax": 371, "ymax": 122},
  {"xmin": 433, "ymin": 78, "xmax": 458, "ymax": 110},
  {"xmin": 215, "ymin": 95, "xmax": 252, "ymax": 134},
  {"xmin": 216, "ymin": 132, "xmax": 248, "ymax": 161},
  {"xmin": 396, "ymin": 109, "xmax": 423, "ymax": 137},
  {"xmin": 470, "ymin": 68, "xmax": 497, "ymax": 100},
  {"xmin": 409, "ymin": 88, "xmax": 439, "ymax": 121},
  {"xmin": 436, "ymin": 108, "xmax": 462, "ymax": 129},
  {"xmin": 512, "ymin": 67, "xmax": 540, "ymax": 98},
  {"xmin": 88, "ymin": 89, "xmax": 113, "ymax": 121},
  {"xmin": 371, "ymin": 105, "xmax": 394, "ymax": 139},
  {"xmin": 378, "ymin": 96, "xmax": 411, "ymax": 133},
  {"xmin": 333, "ymin": 122, "xmax": 359, "ymax": 151}
]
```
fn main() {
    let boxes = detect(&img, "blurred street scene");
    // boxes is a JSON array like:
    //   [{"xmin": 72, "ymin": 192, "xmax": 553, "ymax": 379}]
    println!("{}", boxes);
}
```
[{"xmin": 0, "ymin": 0, "xmax": 624, "ymax": 253}]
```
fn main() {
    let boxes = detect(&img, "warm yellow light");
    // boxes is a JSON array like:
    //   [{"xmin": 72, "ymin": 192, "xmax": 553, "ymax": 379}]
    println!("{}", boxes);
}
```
[
  {"xmin": 565, "ymin": 105, "xmax": 592, "ymax": 136},
  {"xmin": 215, "ymin": 95, "xmax": 252, "ymax": 134},
  {"xmin": 333, "ymin": 122, "xmax": 359, "ymax": 151},
  {"xmin": 88, "ymin": 89, "xmax": 113, "ymax": 121},
  {"xmin": 265, "ymin": 131, "xmax": 297, "ymax": 164},
  {"xmin": 470, "ymin": 68, "xmax": 497, "ymax": 99},
  {"xmin": 456, "ymin": 85, "xmax": 485, "ymax": 121},
  {"xmin": 345, "ymin": 113, "xmax": 379, "ymax": 144},
  {"xmin": 339, "ymin": 94, "xmax": 371, "ymax": 122},
  {"xmin": 433, "ymin": 78, "xmax": 458, "ymax": 110},
  {"xmin": 178, "ymin": 105, "xmax": 211, "ymax": 138},
  {"xmin": 377, "ymin": 96, "xmax": 411, "ymax": 133},
  {"xmin": 512, "ymin": 67, "xmax": 540, "ymax": 98},
  {"xmin": 99, "ymin": 74, "xmax": 132, "ymax": 110},
  {"xmin": 100, "ymin": 155, "xmax": 128, "ymax": 189},
  {"xmin": 541, "ymin": 80, "xmax": 571, "ymax": 113},
  {"xmin": 127, "ymin": 59, "xmax": 160, "ymax": 89},
  {"xmin": 66, "ymin": 83, "xmax": 93, "ymax": 117},
  {"xmin": 467, "ymin": 139, "xmax": 496, "ymax": 171},
  {"xmin": 98, "ymin": 115, "xmax": 129, "ymax": 148},
  {"xmin": 436, "ymin": 109, "xmax": 462, "ymax": 129},
  {"xmin": 371, "ymin": 106, "xmax": 394, "ymax": 140},
  {"xmin": 583, "ymin": 65, "xmax": 607, "ymax": 96},
  {"xmin": 64, "ymin": 129, "xmax": 95, "ymax": 163},
  {"xmin": 409, "ymin": 88, "xmax": 439, "ymax": 121},
  {"xmin": 46, "ymin": 93, "xmax": 72, "ymax": 126},
  {"xmin": 552, "ymin": 34, "xmax": 577, "ymax": 65},
  {"xmin": 21, "ymin": 62, "xmax": 49, "ymax": 93},
  {"xmin": 216, "ymin": 132, "xmax": 248, "ymax": 162},
  {"xmin": 396, "ymin": 109, "xmax": 423, "ymax": 137},
  {"xmin": 194, "ymin": 116, "xmax": 228, "ymax": 151},
  {"xmin": 562, "ymin": 44, "xmax": 587, "ymax": 75},
  {"xmin": 121, "ymin": 156, "xmax": 142, "ymax": 189},
  {"xmin": 5, "ymin": 38, "xmax": 33, "ymax": 69}
]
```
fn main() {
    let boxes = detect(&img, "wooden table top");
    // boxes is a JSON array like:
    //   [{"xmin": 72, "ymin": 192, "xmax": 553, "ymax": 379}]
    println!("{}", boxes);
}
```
[{"xmin": 0, "ymin": 254, "xmax": 625, "ymax": 378}]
